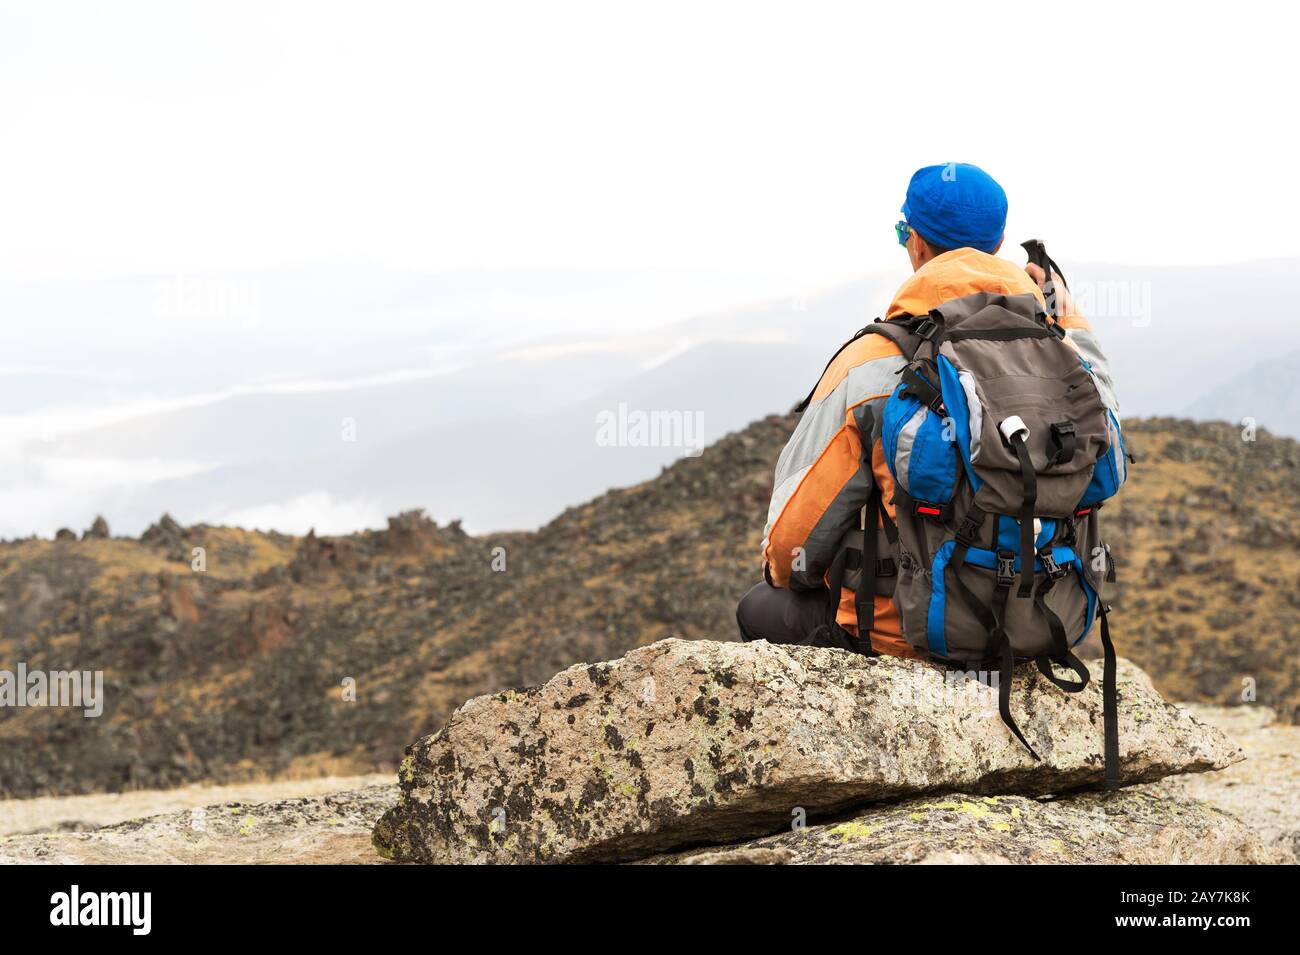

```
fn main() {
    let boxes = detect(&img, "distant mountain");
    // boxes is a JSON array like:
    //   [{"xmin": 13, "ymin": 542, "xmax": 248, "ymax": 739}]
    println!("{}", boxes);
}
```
[
  {"xmin": 21, "ymin": 271, "xmax": 877, "ymax": 536},
  {"xmin": 1051, "ymin": 258, "xmax": 1299, "ymax": 423},
  {"xmin": 0, "ymin": 263, "xmax": 808, "ymax": 406},
  {"xmin": 37, "ymin": 347, "xmax": 647, "ymax": 468},
  {"xmin": 10, "ymin": 257, "xmax": 1300, "ymax": 539},
  {"xmin": 1182, "ymin": 350, "xmax": 1300, "ymax": 439},
  {"xmin": 2, "ymin": 415, "xmax": 1297, "ymax": 799},
  {"xmin": 33, "ymin": 273, "xmax": 877, "ymax": 471},
  {"xmin": 57, "ymin": 339, "xmax": 827, "ymax": 535},
  {"xmin": 3, "ymin": 262, "xmax": 835, "ymax": 537}
]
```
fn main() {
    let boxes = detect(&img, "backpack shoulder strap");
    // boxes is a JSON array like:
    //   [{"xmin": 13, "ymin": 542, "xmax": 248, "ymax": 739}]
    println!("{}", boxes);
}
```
[
  {"xmin": 864, "ymin": 315, "xmax": 927, "ymax": 360},
  {"xmin": 823, "ymin": 402, "xmax": 885, "ymax": 656},
  {"xmin": 791, "ymin": 318, "xmax": 926, "ymax": 414},
  {"xmin": 792, "ymin": 323, "xmax": 871, "ymax": 414}
]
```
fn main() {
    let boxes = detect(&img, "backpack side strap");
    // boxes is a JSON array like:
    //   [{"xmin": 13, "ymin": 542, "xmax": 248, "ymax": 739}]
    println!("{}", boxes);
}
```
[
  {"xmin": 793, "ymin": 316, "xmax": 932, "ymax": 415},
  {"xmin": 1079, "ymin": 521, "xmax": 1122, "ymax": 789},
  {"xmin": 850, "ymin": 403, "xmax": 881, "ymax": 655},
  {"xmin": 1099, "ymin": 603, "xmax": 1122, "ymax": 790},
  {"xmin": 819, "ymin": 402, "xmax": 884, "ymax": 657}
]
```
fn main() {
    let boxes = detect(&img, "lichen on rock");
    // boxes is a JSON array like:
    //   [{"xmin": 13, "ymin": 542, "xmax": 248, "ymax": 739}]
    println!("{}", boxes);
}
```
[{"xmin": 649, "ymin": 787, "xmax": 1282, "ymax": 865}]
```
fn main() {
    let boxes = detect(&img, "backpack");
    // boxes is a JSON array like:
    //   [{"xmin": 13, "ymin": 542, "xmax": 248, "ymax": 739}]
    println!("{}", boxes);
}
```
[{"xmin": 829, "ymin": 246, "xmax": 1130, "ymax": 788}]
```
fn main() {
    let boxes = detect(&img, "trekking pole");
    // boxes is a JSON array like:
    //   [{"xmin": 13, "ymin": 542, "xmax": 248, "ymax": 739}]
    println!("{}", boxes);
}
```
[{"xmin": 1020, "ymin": 239, "xmax": 1068, "ymax": 319}]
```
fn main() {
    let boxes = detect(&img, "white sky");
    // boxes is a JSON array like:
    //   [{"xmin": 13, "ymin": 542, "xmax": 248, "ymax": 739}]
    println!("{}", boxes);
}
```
[{"xmin": 1, "ymin": 0, "xmax": 1296, "ymax": 290}]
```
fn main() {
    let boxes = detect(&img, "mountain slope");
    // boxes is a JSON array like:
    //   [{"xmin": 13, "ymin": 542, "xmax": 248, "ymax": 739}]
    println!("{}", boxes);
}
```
[{"xmin": 1, "ymin": 415, "xmax": 1297, "ymax": 798}]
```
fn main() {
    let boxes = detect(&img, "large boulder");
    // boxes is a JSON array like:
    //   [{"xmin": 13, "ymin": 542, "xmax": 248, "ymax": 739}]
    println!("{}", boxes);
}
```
[{"xmin": 372, "ymin": 638, "xmax": 1242, "ymax": 864}]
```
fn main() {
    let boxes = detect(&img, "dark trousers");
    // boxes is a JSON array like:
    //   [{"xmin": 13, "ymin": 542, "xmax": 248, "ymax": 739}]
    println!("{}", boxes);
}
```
[{"xmin": 735, "ymin": 581, "xmax": 865, "ymax": 652}]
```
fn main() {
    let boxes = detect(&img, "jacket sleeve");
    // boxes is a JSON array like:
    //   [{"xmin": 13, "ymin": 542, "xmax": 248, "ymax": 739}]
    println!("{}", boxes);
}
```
[
  {"xmin": 762, "ymin": 342, "xmax": 905, "ymax": 589},
  {"xmin": 1059, "ymin": 312, "xmax": 1120, "ymax": 413}
]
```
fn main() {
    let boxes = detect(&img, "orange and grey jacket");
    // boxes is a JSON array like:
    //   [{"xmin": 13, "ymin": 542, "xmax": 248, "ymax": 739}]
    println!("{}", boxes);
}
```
[{"xmin": 761, "ymin": 248, "xmax": 1118, "ymax": 658}]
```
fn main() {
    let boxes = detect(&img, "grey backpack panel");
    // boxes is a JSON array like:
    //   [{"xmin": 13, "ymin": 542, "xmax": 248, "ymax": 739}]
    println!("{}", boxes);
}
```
[{"xmin": 931, "ymin": 295, "xmax": 1110, "ymax": 517}]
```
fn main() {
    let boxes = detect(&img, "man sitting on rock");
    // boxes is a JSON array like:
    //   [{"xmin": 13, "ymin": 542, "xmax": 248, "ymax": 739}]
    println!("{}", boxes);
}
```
[{"xmin": 736, "ymin": 162, "xmax": 1118, "ymax": 657}]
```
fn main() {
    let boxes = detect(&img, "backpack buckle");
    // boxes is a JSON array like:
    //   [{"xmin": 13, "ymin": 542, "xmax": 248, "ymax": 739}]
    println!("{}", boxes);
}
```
[
  {"xmin": 995, "ymin": 550, "xmax": 1016, "ymax": 586},
  {"xmin": 1059, "ymin": 518, "xmax": 1077, "ymax": 547},
  {"xmin": 955, "ymin": 513, "xmax": 983, "ymax": 546},
  {"xmin": 1040, "ymin": 550, "xmax": 1068, "ymax": 580},
  {"xmin": 915, "ymin": 317, "xmax": 939, "ymax": 341},
  {"xmin": 900, "ymin": 363, "xmax": 946, "ymax": 414},
  {"xmin": 1047, "ymin": 421, "xmax": 1077, "ymax": 468}
]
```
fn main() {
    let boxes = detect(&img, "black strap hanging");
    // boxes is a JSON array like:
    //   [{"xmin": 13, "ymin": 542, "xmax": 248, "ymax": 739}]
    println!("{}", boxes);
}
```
[
  {"xmin": 1032, "ymin": 574, "xmax": 1091, "ymax": 693},
  {"xmin": 1034, "ymin": 654, "xmax": 1091, "ymax": 693},
  {"xmin": 851, "ymin": 403, "xmax": 881, "ymax": 655},
  {"xmin": 1009, "ymin": 432, "xmax": 1037, "ymax": 598},
  {"xmin": 945, "ymin": 509, "xmax": 1040, "ymax": 762},
  {"xmin": 948, "ymin": 544, "xmax": 1001, "ymax": 636},
  {"xmin": 879, "ymin": 503, "xmax": 898, "ymax": 546},
  {"xmin": 946, "ymin": 508, "xmax": 998, "ymax": 637},
  {"xmin": 992, "ymin": 589, "xmax": 1039, "ymax": 761},
  {"xmin": 857, "ymin": 488, "xmax": 880, "ymax": 635},
  {"xmin": 821, "ymin": 403, "xmax": 884, "ymax": 657},
  {"xmin": 1075, "ymin": 539, "xmax": 1122, "ymax": 789},
  {"xmin": 1098, "ymin": 603, "xmax": 1121, "ymax": 790},
  {"xmin": 822, "ymin": 502, "xmax": 882, "ymax": 658}
]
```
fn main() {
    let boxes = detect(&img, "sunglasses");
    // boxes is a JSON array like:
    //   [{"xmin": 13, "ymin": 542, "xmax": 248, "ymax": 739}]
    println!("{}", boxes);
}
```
[{"xmin": 895, "ymin": 219, "xmax": 911, "ymax": 247}]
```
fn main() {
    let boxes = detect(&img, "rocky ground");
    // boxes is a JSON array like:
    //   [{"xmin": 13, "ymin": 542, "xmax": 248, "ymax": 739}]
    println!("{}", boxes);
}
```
[
  {"xmin": 2, "ymin": 643, "xmax": 1293, "ymax": 865},
  {"xmin": 650, "ymin": 788, "xmax": 1278, "ymax": 865},
  {"xmin": 1156, "ymin": 704, "xmax": 1300, "ymax": 862},
  {"xmin": 5, "ymin": 776, "xmax": 1282, "ymax": 865},
  {"xmin": 0, "ymin": 784, "xmax": 396, "ymax": 864},
  {"xmin": 0, "ymin": 774, "xmax": 390, "ymax": 838}
]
